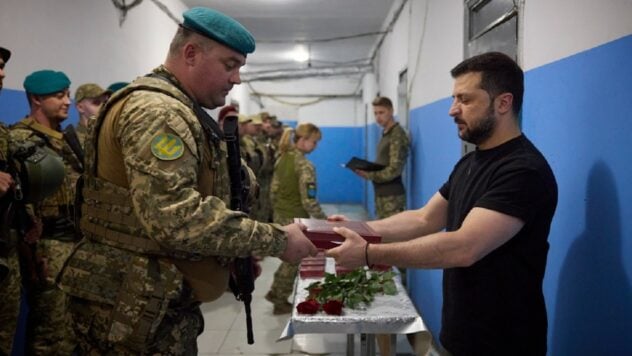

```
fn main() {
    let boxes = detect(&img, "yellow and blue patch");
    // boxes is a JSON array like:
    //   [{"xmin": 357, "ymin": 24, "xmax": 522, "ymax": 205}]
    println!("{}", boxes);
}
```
[{"xmin": 150, "ymin": 133, "xmax": 184, "ymax": 160}]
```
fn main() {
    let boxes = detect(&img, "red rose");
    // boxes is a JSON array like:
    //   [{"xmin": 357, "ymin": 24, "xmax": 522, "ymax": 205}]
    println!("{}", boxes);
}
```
[
  {"xmin": 296, "ymin": 299, "xmax": 320, "ymax": 314},
  {"xmin": 322, "ymin": 300, "xmax": 344, "ymax": 315}
]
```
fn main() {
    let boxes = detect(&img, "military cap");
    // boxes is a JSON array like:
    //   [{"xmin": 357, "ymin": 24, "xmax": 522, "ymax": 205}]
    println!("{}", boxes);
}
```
[
  {"xmin": 0, "ymin": 47, "xmax": 11, "ymax": 62},
  {"xmin": 75, "ymin": 83, "xmax": 111, "ymax": 103},
  {"xmin": 23, "ymin": 70, "xmax": 71, "ymax": 95},
  {"xmin": 249, "ymin": 114, "xmax": 263, "ymax": 125},
  {"xmin": 237, "ymin": 114, "xmax": 251, "ymax": 124},
  {"xmin": 107, "ymin": 81, "xmax": 129, "ymax": 93},
  {"xmin": 182, "ymin": 7, "xmax": 255, "ymax": 56}
]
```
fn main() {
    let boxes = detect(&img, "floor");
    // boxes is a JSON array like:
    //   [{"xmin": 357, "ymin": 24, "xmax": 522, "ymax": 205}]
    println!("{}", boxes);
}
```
[{"xmin": 197, "ymin": 204, "xmax": 422, "ymax": 355}]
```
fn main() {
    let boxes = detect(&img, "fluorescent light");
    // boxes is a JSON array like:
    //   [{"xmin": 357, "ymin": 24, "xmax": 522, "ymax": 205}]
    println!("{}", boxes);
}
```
[{"xmin": 291, "ymin": 45, "xmax": 309, "ymax": 62}]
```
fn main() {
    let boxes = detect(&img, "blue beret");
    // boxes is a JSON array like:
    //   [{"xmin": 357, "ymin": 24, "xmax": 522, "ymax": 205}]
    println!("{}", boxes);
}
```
[
  {"xmin": 182, "ymin": 7, "xmax": 255, "ymax": 56},
  {"xmin": 23, "ymin": 70, "xmax": 71, "ymax": 95}
]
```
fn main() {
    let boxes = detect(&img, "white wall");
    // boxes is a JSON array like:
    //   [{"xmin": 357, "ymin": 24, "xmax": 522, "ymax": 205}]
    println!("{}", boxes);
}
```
[
  {"xmin": 523, "ymin": 0, "xmax": 632, "ymax": 70},
  {"xmin": 235, "ymin": 76, "xmax": 361, "ymax": 126},
  {"xmin": 0, "ymin": 0, "xmax": 187, "ymax": 92}
]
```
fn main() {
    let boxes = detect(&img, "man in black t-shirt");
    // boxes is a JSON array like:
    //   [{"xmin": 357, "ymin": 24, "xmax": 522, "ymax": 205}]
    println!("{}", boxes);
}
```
[{"xmin": 327, "ymin": 52, "xmax": 558, "ymax": 356}]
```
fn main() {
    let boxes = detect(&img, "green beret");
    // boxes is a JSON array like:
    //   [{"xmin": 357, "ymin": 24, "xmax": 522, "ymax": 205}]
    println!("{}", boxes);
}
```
[
  {"xmin": 107, "ymin": 81, "xmax": 129, "ymax": 93},
  {"xmin": 23, "ymin": 70, "xmax": 71, "ymax": 95},
  {"xmin": 182, "ymin": 7, "xmax": 255, "ymax": 56}
]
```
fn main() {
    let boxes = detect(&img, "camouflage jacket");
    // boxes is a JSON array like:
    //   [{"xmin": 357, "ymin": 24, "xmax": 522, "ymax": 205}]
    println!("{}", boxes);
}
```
[
  {"xmin": 271, "ymin": 147, "xmax": 326, "ymax": 220},
  {"xmin": 367, "ymin": 122, "xmax": 409, "ymax": 196},
  {"xmin": 58, "ymin": 67, "xmax": 288, "ymax": 329},
  {"xmin": 10, "ymin": 117, "xmax": 82, "ymax": 226}
]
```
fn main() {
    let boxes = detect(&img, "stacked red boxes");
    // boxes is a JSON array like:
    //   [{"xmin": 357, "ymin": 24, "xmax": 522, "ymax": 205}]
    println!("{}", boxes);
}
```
[{"xmin": 299, "ymin": 252, "xmax": 326, "ymax": 279}]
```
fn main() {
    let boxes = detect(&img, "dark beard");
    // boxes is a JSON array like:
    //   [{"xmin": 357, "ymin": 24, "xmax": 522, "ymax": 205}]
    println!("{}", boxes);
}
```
[{"xmin": 460, "ymin": 107, "xmax": 496, "ymax": 146}]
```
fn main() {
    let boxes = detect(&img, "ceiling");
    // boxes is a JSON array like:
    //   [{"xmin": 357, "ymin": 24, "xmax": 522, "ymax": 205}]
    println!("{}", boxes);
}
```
[{"xmin": 181, "ymin": 0, "xmax": 397, "ymax": 80}]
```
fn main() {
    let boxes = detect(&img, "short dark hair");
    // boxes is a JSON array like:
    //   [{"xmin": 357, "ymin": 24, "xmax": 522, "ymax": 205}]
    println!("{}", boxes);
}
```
[
  {"xmin": 450, "ymin": 52, "xmax": 524, "ymax": 115},
  {"xmin": 372, "ymin": 96, "xmax": 393, "ymax": 110}
]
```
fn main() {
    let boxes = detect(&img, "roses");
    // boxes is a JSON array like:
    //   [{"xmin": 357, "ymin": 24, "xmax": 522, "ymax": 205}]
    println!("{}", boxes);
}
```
[
  {"xmin": 296, "ymin": 299, "xmax": 320, "ymax": 314},
  {"xmin": 296, "ymin": 298, "xmax": 344, "ymax": 315},
  {"xmin": 296, "ymin": 269, "xmax": 397, "ymax": 316}
]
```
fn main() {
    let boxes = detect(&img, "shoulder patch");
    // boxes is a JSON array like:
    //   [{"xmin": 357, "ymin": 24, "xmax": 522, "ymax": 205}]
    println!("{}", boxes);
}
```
[
  {"xmin": 151, "ymin": 133, "xmax": 184, "ymax": 160},
  {"xmin": 306, "ymin": 182, "xmax": 317, "ymax": 199}
]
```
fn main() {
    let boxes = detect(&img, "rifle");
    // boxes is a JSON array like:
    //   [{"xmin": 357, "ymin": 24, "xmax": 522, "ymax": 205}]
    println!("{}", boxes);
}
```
[
  {"xmin": 63, "ymin": 124, "xmax": 84, "ymax": 172},
  {"xmin": 223, "ymin": 115, "xmax": 256, "ymax": 345}
]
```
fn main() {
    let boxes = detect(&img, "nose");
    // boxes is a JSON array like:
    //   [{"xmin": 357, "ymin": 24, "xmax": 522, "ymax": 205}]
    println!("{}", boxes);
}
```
[
  {"xmin": 448, "ymin": 99, "xmax": 460, "ymax": 117},
  {"xmin": 231, "ymin": 70, "xmax": 241, "ymax": 85},
  {"xmin": 0, "ymin": 68, "xmax": 5, "ymax": 79}
]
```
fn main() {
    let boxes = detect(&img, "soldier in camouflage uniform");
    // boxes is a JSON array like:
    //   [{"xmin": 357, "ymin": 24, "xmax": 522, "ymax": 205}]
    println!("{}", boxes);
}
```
[
  {"xmin": 56, "ymin": 7, "xmax": 316, "ymax": 355},
  {"xmin": 73, "ymin": 83, "xmax": 111, "ymax": 147},
  {"xmin": 0, "ymin": 46, "xmax": 18, "ymax": 356},
  {"xmin": 353, "ymin": 96, "xmax": 410, "ymax": 219},
  {"xmin": 254, "ymin": 112, "xmax": 277, "ymax": 223},
  {"xmin": 265, "ymin": 123, "xmax": 327, "ymax": 314},
  {"xmin": 9, "ymin": 69, "xmax": 81, "ymax": 354}
]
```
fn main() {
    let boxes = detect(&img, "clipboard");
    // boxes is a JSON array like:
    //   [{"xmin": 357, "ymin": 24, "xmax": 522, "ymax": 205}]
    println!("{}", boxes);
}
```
[{"xmin": 344, "ymin": 156, "xmax": 385, "ymax": 171}]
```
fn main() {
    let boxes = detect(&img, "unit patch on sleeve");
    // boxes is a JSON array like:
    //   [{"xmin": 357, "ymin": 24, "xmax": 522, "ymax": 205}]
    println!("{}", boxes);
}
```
[
  {"xmin": 306, "ymin": 182, "xmax": 317, "ymax": 199},
  {"xmin": 150, "ymin": 133, "xmax": 184, "ymax": 160}
]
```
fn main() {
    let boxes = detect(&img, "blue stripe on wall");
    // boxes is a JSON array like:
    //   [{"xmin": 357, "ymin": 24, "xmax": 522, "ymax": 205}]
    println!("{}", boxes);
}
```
[
  {"xmin": 310, "ymin": 126, "xmax": 366, "ymax": 204},
  {"xmin": 0, "ymin": 87, "xmax": 80, "ymax": 127},
  {"xmin": 524, "ymin": 34, "xmax": 632, "ymax": 355},
  {"xmin": 406, "ymin": 34, "xmax": 632, "ymax": 354},
  {"xmin": 406, "ymin": 97, "xmax": 461, "ymax": 341}
]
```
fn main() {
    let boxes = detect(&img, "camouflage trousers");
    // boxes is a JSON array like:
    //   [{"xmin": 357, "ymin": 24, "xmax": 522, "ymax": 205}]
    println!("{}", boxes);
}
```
[
  {"xmin": 70, "ymin": 297, "xmax": 204, "ymax": 355},
  {"xmin": 266, "ymin": 262, "xmax": 298, "ymax": 305},
  {"xmin": 375, "ymin": 194, "xmax": 406, "ymax": 219},
  {"xmin": 27, "ymin": 238, "xmax": 77, "ymax": 355},
  {"xmin": 266, "ymin": 215, "xmax": 298, "ymax": 305},
  {"xmin": 0, "ymin": 247, "xmax": 20, "ymax": 355}
]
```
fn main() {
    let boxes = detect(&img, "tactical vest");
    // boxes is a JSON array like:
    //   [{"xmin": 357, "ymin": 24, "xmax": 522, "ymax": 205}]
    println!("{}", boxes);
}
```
[
  {"xmin": 272, "ymin": 149, "xmax": 309, "ymax": 219},
  {"xmin": 65, "ymin": 76, "xmax": 229, "ymax": 347},
  {"xmin": 10, "ymin": 117, "xmax": 82, "ymax": 239}
]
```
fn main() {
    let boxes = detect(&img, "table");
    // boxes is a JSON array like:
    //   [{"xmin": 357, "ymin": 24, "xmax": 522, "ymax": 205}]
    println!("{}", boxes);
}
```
[{"xmin": 279, "ymin": 258, "xmax": 428, "ymax": 356}]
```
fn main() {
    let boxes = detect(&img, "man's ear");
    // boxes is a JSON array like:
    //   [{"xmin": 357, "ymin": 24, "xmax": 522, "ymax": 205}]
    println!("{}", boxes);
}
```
[
  {"xmin": 182, "ymin": 42, "xmax": 199, "ymax": 66},
  {"xmin": 495, "ymin": 92, "xmax": 514, "ymax": 115}
]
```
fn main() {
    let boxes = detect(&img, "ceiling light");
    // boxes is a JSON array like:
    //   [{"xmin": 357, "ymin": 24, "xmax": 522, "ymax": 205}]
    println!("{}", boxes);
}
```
[{"xmin": 290, "ymin": 45, "xmax": 309, "ymax": 63}]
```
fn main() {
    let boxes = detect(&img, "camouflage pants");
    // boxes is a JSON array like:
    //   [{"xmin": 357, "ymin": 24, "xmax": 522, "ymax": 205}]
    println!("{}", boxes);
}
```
[
  {"xmin": 266, "ymin": 262, "xmax": 298, "ymax": 305},
  {"xmin": 375, "ymin": 194, "xmax": 406, "ymax": 219},
  {"xmin": 27, "ymin": 238, "xmax": 76, "ymax": 355},
  {"xmin": 266, "ymin": 214, "xmax": 298, "ymax": 305},
  {"xmin": 70, "ymin": 297, "xmax": 204, "ymax": 355},
  {"xmin": 0, "ymin": 247, "xmax": 20, "ymax": 355}
]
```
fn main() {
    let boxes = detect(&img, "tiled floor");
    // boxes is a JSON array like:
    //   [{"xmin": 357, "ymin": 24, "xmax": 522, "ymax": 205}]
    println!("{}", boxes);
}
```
[{"xmin": 197, "ymin": 204, "xmax": 420, "ymax": 355}]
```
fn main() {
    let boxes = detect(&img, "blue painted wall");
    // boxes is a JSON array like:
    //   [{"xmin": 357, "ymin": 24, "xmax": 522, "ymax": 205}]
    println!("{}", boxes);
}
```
[
  {"xmin": 406, "ymin": 35, "xmax": 632, "ymax": 354},
  {"xmin": 0, "ymin": 88, "xmax": 80, "ymax": 127},
  {"xmin": 310, "ymin": 126, "xmax": 366, "ymax": 204}
]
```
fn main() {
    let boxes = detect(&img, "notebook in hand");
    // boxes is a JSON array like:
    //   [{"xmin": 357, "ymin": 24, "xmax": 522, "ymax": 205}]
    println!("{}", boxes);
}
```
[
  {"xmin": 295, "ymin": 218, "xmax": 381, "ymax": 249},
  {"xmin": 344, "ymin": 156, "xmax": 385, "ymax": 171}
]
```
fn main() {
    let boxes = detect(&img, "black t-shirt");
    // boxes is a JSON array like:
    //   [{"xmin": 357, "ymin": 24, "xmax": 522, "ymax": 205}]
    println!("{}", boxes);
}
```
[{"xmin": 438, "ymin": 135, "xmax": 558, "ymax": 356}]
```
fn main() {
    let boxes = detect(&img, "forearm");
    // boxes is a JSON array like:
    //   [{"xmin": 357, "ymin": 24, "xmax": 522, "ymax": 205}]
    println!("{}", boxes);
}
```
[
  {"xmin": 368, "ymin": 209, "xmax": 441, "ymax": 243},
  {"xmin": 368, "ymin": 230, "xmax": 471, "ymax": 269}
]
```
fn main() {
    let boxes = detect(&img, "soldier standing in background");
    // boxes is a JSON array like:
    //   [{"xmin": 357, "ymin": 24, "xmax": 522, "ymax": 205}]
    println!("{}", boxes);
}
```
[
  {"xmin": 73, "ymin": 83, "xmax": 111, "ymax": 146},
  {"xmin": 0, "ymin": 45, "xmax": 19, "ymax": 356},
  {"xmin": 57, "ymin": 7, "xmax": 316, "ymax": 354},
  {"xmin": 265, "ymin": 123, "xmax": 327, "ymax": 314},
  {"xmin": 353, "ymin": 96, "xmax": 410, "ymax": 219},
  {"xmin": 10, "ymin": 69, "xmax": 81, "ymax": 355},
  {"xmin": 254, "ymin": 112, "xmax": 276, "ymax": 222}
]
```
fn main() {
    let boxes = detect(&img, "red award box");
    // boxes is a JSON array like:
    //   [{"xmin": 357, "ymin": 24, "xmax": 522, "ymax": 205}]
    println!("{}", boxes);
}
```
[{"xmin": 294, "ymin": 218, "xmax": 381, "ymax": 249}]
